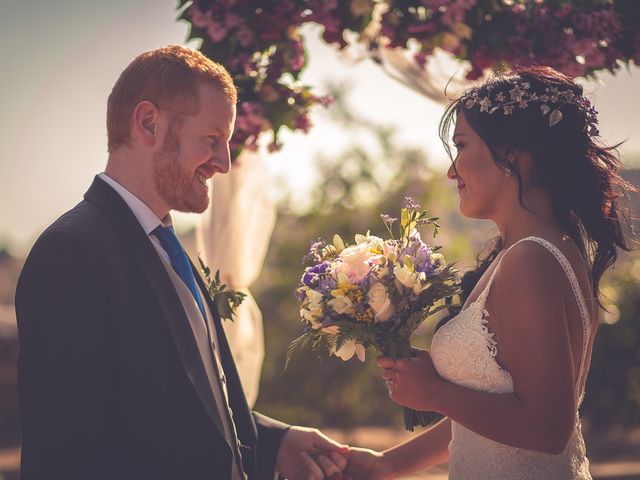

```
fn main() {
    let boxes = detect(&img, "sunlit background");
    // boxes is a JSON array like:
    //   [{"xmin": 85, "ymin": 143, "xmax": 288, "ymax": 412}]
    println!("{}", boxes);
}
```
[
  {"xmin": 1, "ymin": 1, "xmax": 639, "ymax": 479},
  {"xmin": 1, "ymin": 0, "xmax": 639, "ymax": 252}
]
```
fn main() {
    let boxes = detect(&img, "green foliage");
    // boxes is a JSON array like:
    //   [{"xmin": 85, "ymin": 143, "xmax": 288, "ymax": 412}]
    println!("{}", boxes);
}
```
[
  {"xmin": 582, "ymin": 253, "xmax": 640, "ymax": 430},
  {"xmin": 198, "ymin": 258, "xmax": 247, "ymax": 322}
]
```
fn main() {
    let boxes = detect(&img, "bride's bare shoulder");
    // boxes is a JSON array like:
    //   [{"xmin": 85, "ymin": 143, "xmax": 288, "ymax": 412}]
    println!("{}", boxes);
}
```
[{"xmin": 491, "ymin": 240, "xmax": 568, "ymax": 305}]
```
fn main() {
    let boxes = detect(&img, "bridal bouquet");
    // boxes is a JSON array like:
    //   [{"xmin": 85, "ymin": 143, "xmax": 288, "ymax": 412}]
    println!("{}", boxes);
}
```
[{"xmin": 290, "ymin": 198, "xmax": 460, "ymax": 430}]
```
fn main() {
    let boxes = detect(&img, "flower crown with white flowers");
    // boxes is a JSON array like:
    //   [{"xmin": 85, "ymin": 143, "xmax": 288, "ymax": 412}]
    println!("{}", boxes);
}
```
[{"xmin": 460, "ymin": 81, "xmax": 600, "ymax": 136}]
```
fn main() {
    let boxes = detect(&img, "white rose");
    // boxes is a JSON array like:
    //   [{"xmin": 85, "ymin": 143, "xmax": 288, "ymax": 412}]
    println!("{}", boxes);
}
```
[
  {"xmin": 367, "ymin": 282, "xmax": 395, "ymax": 322},
  {"xmin": 339, "ymin": 243, "xmax": 374, "ymax": 282},
  {"xmin": 333, "ymin": 339, "xmax": 366, "ymax": 362},
  {"xmin": 328, "ymin": 295, "xmax": 355, "ymax": 315}
]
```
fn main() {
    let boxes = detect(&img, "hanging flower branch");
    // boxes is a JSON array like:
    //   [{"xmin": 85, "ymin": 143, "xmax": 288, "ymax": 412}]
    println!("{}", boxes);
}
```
[
  {"xmin": 178, "ymin": 0, "xmax": 640, "ymax": 158},
  {"xmin": 178, "ymin": 0, "xmax": 375, "ymax": 157},
  {"xmin": 377, "ymin": 0, "xmax": 638, "ymax": 80}
]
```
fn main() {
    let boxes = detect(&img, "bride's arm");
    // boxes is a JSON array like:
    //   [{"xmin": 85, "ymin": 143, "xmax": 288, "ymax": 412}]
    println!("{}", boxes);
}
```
[
  {"xmin": 344, "ymin": 417, "xmax": 451, "ymax": 479},
  {"xmin": 384, "ymin": 244, "xmax": 577, "ymax": 454},
  {"xmin": 382, "ymin": 417, "xmax": 451, "ymax": 474}
]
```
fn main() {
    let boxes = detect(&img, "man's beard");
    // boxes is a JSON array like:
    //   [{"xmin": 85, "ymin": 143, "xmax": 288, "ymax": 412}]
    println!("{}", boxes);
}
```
[{"xmin": 152, "ymin": 125, "xmax": 208, "ymax": 214}]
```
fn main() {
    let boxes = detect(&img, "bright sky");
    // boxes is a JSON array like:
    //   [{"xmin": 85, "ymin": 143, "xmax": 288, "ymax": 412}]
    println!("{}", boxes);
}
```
[{"xmin": 2, "ymin": 0, "xmax": 639, "ymax": 254}]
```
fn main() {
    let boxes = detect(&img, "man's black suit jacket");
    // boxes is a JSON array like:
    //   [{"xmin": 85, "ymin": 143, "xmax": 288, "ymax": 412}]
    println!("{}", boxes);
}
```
[{"xmin": 16, "ymin": 176, "xmax": 289, "ymax": 480}]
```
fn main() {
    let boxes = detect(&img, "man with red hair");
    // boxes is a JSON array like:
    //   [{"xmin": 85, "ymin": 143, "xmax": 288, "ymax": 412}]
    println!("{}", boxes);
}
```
[{"xmin": 16, "ymin": 45, "xmax": 346, "ymax": 480}]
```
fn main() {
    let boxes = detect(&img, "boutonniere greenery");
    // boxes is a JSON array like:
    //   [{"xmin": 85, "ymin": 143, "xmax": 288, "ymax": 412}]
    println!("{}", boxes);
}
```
[{"xmin": 199, "ymin": 257, "xmax": 246, "ymax": 322}]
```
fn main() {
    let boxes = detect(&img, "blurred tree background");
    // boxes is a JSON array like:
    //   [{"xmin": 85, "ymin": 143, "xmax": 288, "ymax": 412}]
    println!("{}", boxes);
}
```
[{"xmin": 246, "ymin": 84, "xmax": 640, "ymax": 432}]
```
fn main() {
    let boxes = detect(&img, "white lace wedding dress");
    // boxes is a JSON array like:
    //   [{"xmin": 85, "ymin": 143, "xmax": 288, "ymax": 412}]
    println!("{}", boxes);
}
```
[{"xmin": 431, "ymin": 236, "xmax": 593, "ymax": 479}]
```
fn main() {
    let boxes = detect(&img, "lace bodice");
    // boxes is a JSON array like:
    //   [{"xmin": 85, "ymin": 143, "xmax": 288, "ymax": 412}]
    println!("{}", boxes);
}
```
[{"xmin": 431, "ymin": 236, "xmax": 593, "ymax": 479}]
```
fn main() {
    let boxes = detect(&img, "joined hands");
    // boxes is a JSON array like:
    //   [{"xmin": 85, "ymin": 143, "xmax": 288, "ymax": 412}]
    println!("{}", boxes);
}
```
[{"xmin": 278, "ymin": 427, "xmax": 394, "ymax": 480}]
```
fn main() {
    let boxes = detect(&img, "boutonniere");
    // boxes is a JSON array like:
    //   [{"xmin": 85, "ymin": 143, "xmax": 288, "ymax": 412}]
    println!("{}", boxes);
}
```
[{"xmin": 199, "ymin": 257, "xmax": 246, "ymax": 322}]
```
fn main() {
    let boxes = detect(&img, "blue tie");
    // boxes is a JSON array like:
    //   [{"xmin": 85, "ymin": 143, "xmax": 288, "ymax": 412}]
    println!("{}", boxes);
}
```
[{"xmin": 152, "ymin": 225, "xmax": 207, "ymax": 320}]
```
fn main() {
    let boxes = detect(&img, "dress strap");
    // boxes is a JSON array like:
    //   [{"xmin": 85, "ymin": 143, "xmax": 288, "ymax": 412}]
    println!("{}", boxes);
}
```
[
  {"xmin": 517, "ymin": 237, "xmax": 592, "ymax": 401},
  {"xmin": 476, "ymin": 236, "xmax": 592, "ymax": 399},
  {"xmin": 477, "ymin": 236, "xmax": 591, "ymax": 403}
]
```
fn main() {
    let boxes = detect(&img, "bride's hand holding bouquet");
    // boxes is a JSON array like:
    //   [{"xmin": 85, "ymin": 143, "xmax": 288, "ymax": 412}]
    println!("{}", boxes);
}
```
[
  {"xmin": 378, "ymin": 347, "xmax": 444, "ymax": 413},
  {"xmin": 289, "ymin": 198, "xmax": 460, "ymax": 430}
]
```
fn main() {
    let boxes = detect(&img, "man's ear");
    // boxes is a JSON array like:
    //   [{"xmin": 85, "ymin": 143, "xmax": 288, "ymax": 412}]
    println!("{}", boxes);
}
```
[{"xmin": 132, "ymin": 100, "xmax": 162, "ymax": 146}]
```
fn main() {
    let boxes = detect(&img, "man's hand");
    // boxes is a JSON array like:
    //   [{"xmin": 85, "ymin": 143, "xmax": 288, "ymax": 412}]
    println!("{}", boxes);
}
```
[
  {"xmin": 343, "ymin": 447, "xmax": 394, "ymax": 480},
  {"xmin": 276, "ymin": 426, "xmax": 349, "ymax": 479}
]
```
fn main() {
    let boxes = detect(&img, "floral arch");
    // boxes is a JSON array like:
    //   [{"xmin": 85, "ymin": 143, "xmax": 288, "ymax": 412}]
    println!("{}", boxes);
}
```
[{"xmin": 178, "ymin": 0, "xmax": 640, "ymax": 157}]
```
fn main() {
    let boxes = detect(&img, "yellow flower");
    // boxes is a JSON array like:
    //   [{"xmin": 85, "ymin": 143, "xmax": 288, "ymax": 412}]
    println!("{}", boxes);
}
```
[{"xmin": 394, "ymin": 265, "xmax": 427, "ymax": 295}]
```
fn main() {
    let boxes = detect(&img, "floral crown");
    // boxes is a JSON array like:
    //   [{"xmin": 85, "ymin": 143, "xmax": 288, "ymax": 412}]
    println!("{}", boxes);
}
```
[{"xmin": 460, "ymin": 81, "xmax": 599, "ymax": 136}]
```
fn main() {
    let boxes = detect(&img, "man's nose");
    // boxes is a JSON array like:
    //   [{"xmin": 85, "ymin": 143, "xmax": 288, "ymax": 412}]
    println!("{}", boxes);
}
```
[{"xmin": 215, "ymin": 148, "xmax": 231, "ymax": 174}]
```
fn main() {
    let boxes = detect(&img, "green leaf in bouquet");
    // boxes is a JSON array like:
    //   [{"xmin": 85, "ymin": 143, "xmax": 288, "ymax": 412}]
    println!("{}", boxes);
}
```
[
  {"xmin": 284, "ymin": 330, "xmax": 315, "ymax": 371},
  {"xmin": 312, "ymin": 333, "xmax": 333, "ymax": 358}
]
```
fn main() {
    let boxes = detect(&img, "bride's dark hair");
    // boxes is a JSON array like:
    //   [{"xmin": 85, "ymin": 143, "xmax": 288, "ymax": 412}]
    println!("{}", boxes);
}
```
[{"xmin": 439, "ymin": 65, "xmax": 636, "ymax": 308}]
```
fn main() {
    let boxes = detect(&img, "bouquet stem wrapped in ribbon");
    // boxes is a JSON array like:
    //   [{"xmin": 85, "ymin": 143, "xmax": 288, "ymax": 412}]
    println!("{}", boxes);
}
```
[{"xmin": 289, "ymin": 198, "xmax": 460, "ymax": 431}]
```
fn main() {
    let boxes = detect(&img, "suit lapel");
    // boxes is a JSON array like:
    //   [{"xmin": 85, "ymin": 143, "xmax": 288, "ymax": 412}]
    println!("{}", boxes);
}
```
[
  {"xmin": 192, "ymin": 261, "xmax": 258, "ymax": 451},
  {"xmin": 84, "ymin": 176, "xmax": 227, "ymax": 438}
]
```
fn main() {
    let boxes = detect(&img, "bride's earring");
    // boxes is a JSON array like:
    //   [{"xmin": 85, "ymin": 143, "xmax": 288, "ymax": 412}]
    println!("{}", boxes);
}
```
[{"xmin": 505, "ymin": 167, "xmax": 512, "ymax": 177}]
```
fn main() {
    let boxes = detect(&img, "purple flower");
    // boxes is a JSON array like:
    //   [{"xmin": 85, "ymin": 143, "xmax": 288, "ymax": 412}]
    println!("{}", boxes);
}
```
[
  {"xmin": 303, "ymin": 238, "xmax": 327, "ymax": 264},
  {"xmin": 413, "ymin": 242, "xmax": 434, "ymax": 273},
  {"xmin": 312, "ymin": 262, "xmax": 330, "ymax": 274},
  {"xmin": 403, "ymin": 196, "xmax": 420, "ymax": 210},
  {"xmin": 317, "ymin": 275, "xmax": 337, "ymax": 293}
]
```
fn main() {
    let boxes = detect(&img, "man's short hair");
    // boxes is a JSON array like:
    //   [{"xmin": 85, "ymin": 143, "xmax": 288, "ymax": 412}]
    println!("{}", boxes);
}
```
[{"xmin": 107, "ymin": 45, "xmax": 237, "ymax": 152}]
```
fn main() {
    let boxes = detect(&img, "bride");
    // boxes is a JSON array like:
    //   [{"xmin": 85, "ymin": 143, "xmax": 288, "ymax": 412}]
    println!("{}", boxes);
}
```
[{"xmin": 333, "ymin": 66, "xmax": 635, "ymax": 479}]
